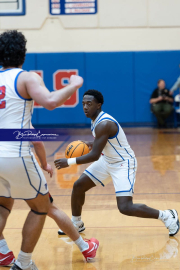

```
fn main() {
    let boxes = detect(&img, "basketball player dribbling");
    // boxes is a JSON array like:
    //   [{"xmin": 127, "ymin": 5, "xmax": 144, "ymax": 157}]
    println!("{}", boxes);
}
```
[
  {"xmin": 55, "ymin": 89, "xmax": 179, "ymax": 237},
  {"xmin": 0, "ymin": 30, "xmax": 98, "ymax": 270}
]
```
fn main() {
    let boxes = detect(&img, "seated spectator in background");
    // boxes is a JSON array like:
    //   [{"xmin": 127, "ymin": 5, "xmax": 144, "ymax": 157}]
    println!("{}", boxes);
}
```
[
  {"xmin": 170, "ymin": 75, "xmax": 180, "ymax": 95},
  {"xmin": 150, "ymin": 79, "xmax": 173, "ymax": 128}
]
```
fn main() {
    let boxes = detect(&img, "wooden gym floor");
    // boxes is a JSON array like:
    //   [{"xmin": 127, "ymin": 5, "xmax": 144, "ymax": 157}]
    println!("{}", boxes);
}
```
[{"xmin": 1, "ymin": 127, "xmax": 180, "ymax": 270}]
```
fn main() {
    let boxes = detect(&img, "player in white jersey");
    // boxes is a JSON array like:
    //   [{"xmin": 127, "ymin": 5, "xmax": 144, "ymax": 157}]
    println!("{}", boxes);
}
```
[
  {"xmin": 55, "ymin": 89, "xmax": 179, "ymax": 237},
  {"xmin": 0, "ymin": 30, "xmax": 83, "ymax": 270},
  {"xmin": 0, "ymin": 138, "xmax": 99, "ymax": 266}
]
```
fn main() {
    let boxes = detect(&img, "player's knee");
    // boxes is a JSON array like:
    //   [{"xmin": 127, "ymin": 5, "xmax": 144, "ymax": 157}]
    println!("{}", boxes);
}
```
[
  {"xmin": 0, "ymin": 198, "xmax": 14, "ymax": 214},
  {"xmin": 118, "ymin": 203, "xmax": 132, "ymax": 215},
  {"xmin": 31, "ymin": 204, "xmax": 49, "ymax": 214},
  {"xmin": 31, "ymin": 209, "xmax": 48, "ymax": 215},
  {"xmin": 118, "ymin": 204, "xmax": 127, "ymax": 214},
  {"xmin": 73, "ymin": 179, "xmax": 86, "ymax": 193},
  {"xmin": 26, "ymin": 193, "xmax": 50, "ymax": 213},
  {"xmin": 0, "ymin": 205, "xmax": 11, "ymax": 215},
  {"xmin": 47, "ymin": 204, "xmax": 57, "ymax": 219}
]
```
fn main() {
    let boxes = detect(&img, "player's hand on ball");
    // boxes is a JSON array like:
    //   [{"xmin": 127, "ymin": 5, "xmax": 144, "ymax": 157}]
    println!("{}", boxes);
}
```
[
  {"xmin": 79, "ymin": 140, "xmax": 93, "ymax": 151},
  {"xmin": 84, "ymin": 141, "xmax": 93, "ymax": 151},
  {"xmin": 54, "ymin": 158, "xmax": 69, "ymax": 169},
  {"xmin": 70, "ymin": 75, "xmax": 83, "ymax": 88}
]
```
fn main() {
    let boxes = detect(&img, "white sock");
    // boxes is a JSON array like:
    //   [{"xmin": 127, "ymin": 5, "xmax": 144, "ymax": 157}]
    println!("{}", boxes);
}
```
[
  {"xmin": 158, "ymin": 210, "xmax": 168, "ymax": 221},
  {"xmin": 0, "ymin": 239, "xmax": 10, "ymax": 254},
  {"xmin": 72, "ymin": 216, "xmax": 81, "ymax": 223},
  {"xmin": 16, "ymin": 250, "xmax": 32, "ymax": 268},
  {"xmin": 74, "ymin": 236, "xmax": 89, "ymax": 252}
]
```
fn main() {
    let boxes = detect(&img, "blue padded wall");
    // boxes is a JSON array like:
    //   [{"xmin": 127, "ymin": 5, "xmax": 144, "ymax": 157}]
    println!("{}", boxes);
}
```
[
  {"xmin": 134, "ymin": 51, "xmax": 180, "ymax": 123},
  {"xmin": 85, "ymin": 52, "xmax": 134, "ymax": 124},
  {"xmin": 22, "ymin": 51, "xmax": 180, "ymax": 126}
]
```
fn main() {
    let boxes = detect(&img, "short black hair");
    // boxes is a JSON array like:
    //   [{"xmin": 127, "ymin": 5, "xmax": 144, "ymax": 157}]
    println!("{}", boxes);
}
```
[
  {"xmin": 0, "ymin": 30, "xmax": 27, "ymax": 68},
  {"xmin": 83, "ymin": 89, "xmax": 104, "ymax": 105}
]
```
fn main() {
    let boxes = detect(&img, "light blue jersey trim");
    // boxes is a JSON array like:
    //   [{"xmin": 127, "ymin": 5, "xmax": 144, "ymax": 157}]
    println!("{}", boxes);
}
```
[
  {"xmin": 95, "ymin": 117, "xmax": 120, "ymax": 139},
  {"xmin": 127, "ymin": 159, "xmax": 132, "ymax": 186},
  {"xmin": 14, "ymin": 71, "xmax": 32, "ymax": 101},
  {"xmin": 124, "ymin": 148, "xmax": 133, "ymax": 158},
  {"xmin": 92, "ymin": 113, "xmax": 134, "ymax": 162},
  {"xmin": 10, "ymin": 191, "xmax": 49, "ymax": 200},
  {"xmin": 116, "ymin": 159, "xmax": 136, "ymax": 194},
  {"xmin": 107, "ymin": 139, "xmax": 125, "ymax": 161},
  {"xmin": 116, "ymin": 188, "xmax": 133, "ymax": 194},
  {"xmin": 21, "ymin": 191, "xmax": 49, "ymax": 200},
  {"xmin": 91, "ymin": 112, "xmax": 106, "ymax": 131},
  {"xmin": 132, "ymin": 157, "xmax": 136, "ymax": 193},
  {"xmin": 29, "ymin": 143, "xmax": 31, "ymax": 155},
  {"xmin": 22, "ymin": 157, "xmax": 46, "ymax": 197},
  {"xmin": 0, "ymin": 68, "xmax": 14, "ymax": 73},
  {"xmin": 116, "ymin": 137, "xmax": 122, "ymax": 147},
  {"xmin": 116, "ymin": 137, "xmax": 133, "ymax": 158},
  {"xmin": 96, "ymin": 117, "xmax": 118, "ymax": 126},
  {"xmin": 109, "ymin": 127, "xmax": 119, "ymax": 139},
  {"xmin": 31, "ymin": 155, "xmax": 42, "ymax": 193},
  {"xmin": 85, "ymin": 170, "xmax": 105, "ymax": 187},
  {"xmin": 22, "ymin": 157, "xmax": 39, "ymax": 194}
]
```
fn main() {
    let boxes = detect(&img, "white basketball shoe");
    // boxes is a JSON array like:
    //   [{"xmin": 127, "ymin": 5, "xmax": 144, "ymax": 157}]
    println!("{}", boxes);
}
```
[
  {"xmin": 10, "ymin": 260, "xmax": 38, "ymax": 270},
  {"xmin": 161, "ymin": 209, "xmax": 179, "ymax": 236},
  {"xmin": 58, "ymin": 220, "xmax": 85, "ymax": 235}
]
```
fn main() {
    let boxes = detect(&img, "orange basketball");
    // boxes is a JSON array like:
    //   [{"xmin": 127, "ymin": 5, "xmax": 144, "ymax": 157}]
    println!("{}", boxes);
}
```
[{"xmin": 65, "ymin": 141, "xmax": 89, "ymax": 158}]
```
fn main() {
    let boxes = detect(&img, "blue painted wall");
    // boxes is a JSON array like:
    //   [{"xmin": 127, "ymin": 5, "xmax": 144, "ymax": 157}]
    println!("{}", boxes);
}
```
[{"xmin": 23, "ymin": 51, "xmax": 180, "ymax": 126}]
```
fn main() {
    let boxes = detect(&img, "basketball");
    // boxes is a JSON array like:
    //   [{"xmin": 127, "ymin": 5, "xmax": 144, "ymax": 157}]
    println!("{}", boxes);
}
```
[{"xmin": 65, "ymin": 141, "xmax": 89, "ymax": 158}]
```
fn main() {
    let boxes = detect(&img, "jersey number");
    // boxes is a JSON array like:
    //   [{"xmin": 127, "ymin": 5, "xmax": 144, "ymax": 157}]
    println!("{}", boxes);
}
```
[{"xmin": 0, "ymin": 86, "xmax": 6, "ymax": 109}]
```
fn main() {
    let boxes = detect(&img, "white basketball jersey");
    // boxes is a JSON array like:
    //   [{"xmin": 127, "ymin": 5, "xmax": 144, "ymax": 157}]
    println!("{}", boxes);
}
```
[
  {"xmin": 0, "ymin": 68, "xmax": 34, "ymax": 157},
  {"xmin": 91, "ymin": 111, "xmax": 135, "ymax": 163}
]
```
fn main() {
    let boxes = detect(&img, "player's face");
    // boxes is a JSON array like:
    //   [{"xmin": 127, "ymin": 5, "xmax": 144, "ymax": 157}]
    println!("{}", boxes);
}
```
[{"xmin": 82, "ymin": 95, "xmax": 101, "ymax": 119}]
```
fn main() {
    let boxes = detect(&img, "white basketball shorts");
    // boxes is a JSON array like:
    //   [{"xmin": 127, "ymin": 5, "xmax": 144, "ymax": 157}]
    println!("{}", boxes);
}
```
[
  {"xmin": 0, "ymin": 153, "xmax": 49, "ymax": 200},
  {"xmin": 84, "ymin": 156, "xmax": 137, "ymax": 197}
]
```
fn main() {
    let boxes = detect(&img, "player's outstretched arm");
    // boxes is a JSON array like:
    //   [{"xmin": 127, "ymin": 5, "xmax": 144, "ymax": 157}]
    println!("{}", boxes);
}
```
[
  {"xmin": 25, "ymin": 72, "xmax": 83, "ymax": 110},
  {"xmin": 54, "ymin": 122, "xmax": 110, "ymax": 169}
]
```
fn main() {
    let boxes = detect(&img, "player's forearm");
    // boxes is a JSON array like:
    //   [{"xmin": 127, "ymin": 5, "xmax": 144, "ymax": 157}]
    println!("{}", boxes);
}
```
[
  {"xmin": 26, "ymin": 74, "xmax": 83, "ymax": 110},
  {"xmin": 47, "ymin": 84, "xmax": 78, "ymax": 110},
  {"xmin": 32, "ymin": 141, "xmax": 47, "ymax": 168},
  {"xmin": 76, "ymin": 151, "xmax": 100, "ymax": 164}
]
